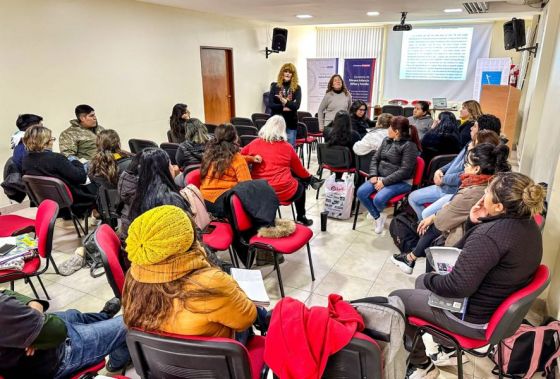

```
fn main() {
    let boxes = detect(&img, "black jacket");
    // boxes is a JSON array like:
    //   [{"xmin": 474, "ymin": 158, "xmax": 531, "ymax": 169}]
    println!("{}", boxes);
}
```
[
  {"xmin": 420, "ymin": 132, "xmax": 461, "ymax": 166},
  {"xmin": 268, "ymin": 82, "xmax": 301, "ymax": 130},
  {"xmin": 458, "ymin": 120, "xmax": 474, "ymax": 148},
  {"xmin": 369, "ymin": 138, "xmax": 418, "ymax": 186},
  {"xmin": 424, "ymin": 215, "xmax": 543, "ymax": 324},
  {"xmin": 230, "ymin": 179, "xmax": 279, "ymax": 228},
  {"xmin": 351, "ymin": 116, "xmax": 369, "ymax": 139},
  {"xmin": 176, "ymin": 141, "xmax": 205, "ymax": 171}
]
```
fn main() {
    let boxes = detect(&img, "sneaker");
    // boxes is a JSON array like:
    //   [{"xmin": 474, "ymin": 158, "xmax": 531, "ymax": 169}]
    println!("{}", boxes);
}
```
[
  {"xmin": 406, "ymin": 361, "xmax": 440, "ymax": 379},
  {"xmin": 57, "ymin": 253, "xmax": 85, "ymax": 276},
  {"xmin": 374, "ymin": 214, "xmax": 387, "ymax": 234},
  {"xmin": 101, "ymin": 297, "xmax": 121, "ymax": 318},
  {"xmin": 429, "ymin": 346, "xmax": 470, "ymax": 367},
  {"xmin": 309, "ymin": 176, "xmax": 325, "ymax": 190},
  {"xmin": 391, "ymin": 253, "xmax": 415, "ymax": 275},
  {"xmin": 297, "ymin": 216, "xmax": 313, "ymax": 226},
  {"xmin": 105, "ymin": 358, "xmax": 132, "ymax": 374}
]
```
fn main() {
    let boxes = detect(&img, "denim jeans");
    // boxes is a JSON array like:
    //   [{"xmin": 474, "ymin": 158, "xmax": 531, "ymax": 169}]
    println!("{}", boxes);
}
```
[
  {"xmin": 356, "ymin": 180, "xmax": 411, "ymax": 219},
  {"xmin": 408, "ymin": 185, "xmax": 453, "ymax": 220},
  {"xmin": 235, "ymin": 306, "xmax": 269, "ymax": 345},
  {"xmin": 286, "ymin": 128, "xmax": 297, "ymax": 148},
  {"xmin": 53, "ymin": 311, "xmax": 129, "ymax": 379}
]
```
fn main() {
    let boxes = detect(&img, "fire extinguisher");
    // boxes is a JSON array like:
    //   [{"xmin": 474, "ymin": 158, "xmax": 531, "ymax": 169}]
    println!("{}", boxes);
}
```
[{"xmin": 509, "ymin": 64, "xmax": 520, "ymax": 87}]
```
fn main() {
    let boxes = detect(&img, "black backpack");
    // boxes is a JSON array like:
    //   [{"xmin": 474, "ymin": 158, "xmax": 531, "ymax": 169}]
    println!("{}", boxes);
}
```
[
  {"xmin": 389, "ymin": 212, "xmax": 419, "ymax": 254},
  {"xmin": 82, "ymin": 232, "xmax": 105, "ymax": 278}
]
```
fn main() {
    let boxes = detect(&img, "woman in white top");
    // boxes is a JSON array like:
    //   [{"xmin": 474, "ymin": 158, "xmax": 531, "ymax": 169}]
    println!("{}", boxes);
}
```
[
  {"xmin": 353, "ymin": 113, "xmax": 393, "ymax": 156},
  {"xmin": 317, "ymin": 74, "xmax": 352, "ymax": 134}
]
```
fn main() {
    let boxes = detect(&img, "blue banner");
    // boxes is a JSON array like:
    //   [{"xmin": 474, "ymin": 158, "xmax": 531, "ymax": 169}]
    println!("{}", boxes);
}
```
[{"xmin": 343, "ymin": 58, "xmax": 376, "ymax": 103}]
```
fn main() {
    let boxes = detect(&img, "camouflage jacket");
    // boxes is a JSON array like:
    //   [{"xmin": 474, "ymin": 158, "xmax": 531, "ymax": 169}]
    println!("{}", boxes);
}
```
[{"xmin": 59, "ymin": 119, "xmax": 104, "ymax": 160}]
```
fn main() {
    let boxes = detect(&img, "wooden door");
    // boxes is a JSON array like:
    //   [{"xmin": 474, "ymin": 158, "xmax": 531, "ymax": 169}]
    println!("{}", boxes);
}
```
[{"xmin": 200, "ymin": 47, "xmax": 235, "ymax": 124}]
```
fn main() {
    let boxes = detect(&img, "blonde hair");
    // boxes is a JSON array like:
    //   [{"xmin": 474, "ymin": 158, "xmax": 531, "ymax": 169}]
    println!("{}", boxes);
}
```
[
  {"xmin": 375, "ymin": 113, "xmax": 393, "ymax": 129},
  {"xmin": 488, "ymin": 172, "xmax": 546, "ymax": 218},
  {"xmin": 462, "ymin": 100, "xmax": 483, "ymax": 121},
  {"xmin": 276, "ymin": 63, "xmax": 299, "ymax": 93},
  {"xmin": 22, "ymin": 125, "xmax": 52, "ymax": 152},
  {"xmin": 258, "ymin": 115, "xmax": 287, "ymax": 142}
]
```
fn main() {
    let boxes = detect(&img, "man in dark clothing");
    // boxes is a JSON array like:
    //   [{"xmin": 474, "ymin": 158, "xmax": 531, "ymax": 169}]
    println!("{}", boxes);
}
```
[{"xmin": 0, "ymin": 290, "xmax": 129, "ymax": 379}]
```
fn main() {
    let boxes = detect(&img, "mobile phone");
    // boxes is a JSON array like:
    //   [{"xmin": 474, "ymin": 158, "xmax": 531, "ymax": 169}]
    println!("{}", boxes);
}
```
[{"xmin": 0, "ymin": 244, "xmax": 16, "ymax": 256}]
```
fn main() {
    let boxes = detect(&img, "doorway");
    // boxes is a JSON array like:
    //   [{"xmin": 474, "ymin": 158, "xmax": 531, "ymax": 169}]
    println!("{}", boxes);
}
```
[{"xmin": 200, "ymin": 47, "xmax": 235, "ymax": 125}]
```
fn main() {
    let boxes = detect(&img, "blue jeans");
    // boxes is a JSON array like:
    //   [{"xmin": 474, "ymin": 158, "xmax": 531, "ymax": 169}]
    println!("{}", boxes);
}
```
[
  {"xmin": 53, "ymin": 310, "xmax": 129, "ymax": 379},
  {"xmin": 286, "ymin": 128, "xmax": 297, "ymax": 148},
  {"xmin": 357, "ymin": 180, "xmax": 411, "ymax": 219},
  {"xmin": 408, "ymin": 185, "xmax": 454, "ymax": 220}
]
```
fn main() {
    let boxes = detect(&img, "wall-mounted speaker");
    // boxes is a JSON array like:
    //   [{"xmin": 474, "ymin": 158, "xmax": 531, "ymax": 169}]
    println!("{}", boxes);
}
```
[
  {"xmin": 271, "ymin": 28, "xmax": 288, "ymax": 52},
  {"xmin": 504, "ymin": 18, "xmax": 526, "ymax": 50}
]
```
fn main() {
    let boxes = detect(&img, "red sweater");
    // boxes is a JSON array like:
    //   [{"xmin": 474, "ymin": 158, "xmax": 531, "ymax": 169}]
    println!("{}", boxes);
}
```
[{"xmin": 241, "ymin": 139, "xmax": 310, "ymax": 202}]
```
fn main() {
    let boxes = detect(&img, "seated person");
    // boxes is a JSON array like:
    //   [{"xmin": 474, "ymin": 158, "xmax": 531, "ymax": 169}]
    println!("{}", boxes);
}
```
[
  {"xmin": 169, "ymin": 103, "xmax": 206, "ymax": 144},
  {"xmin": 175, "ymin": 120, "xmax": 210, "ymax": 184},
  {"xmin": 356, "ymin": 116, "xmax": 418, "ymax": 234},
  {"xmin": 391, "ymin": 140, "xmax": 510, "ymax": 274},
  {"xmin": 325, "ymin": 110, "xmax": 361, "ymax": 180},
  {"xmin": 408, "ymin": 114, "xmax": 502, "ymax": 220},
  {"xmin": 88, "ymin": 129, "xmax": 133, "ymax": 189},
  {"xmin": 22, "ymin": 126, "xmax": 97, "ymax": 217},
  {"xmin": 407, "ymin": 101, "xmax": 433, "ymax": 140},
  {"xmin": 122, "ymin": 205, "xmax": 257, "ymax": 342},
  {"xmin": 12, "ymin": 114, "xmax": 43, "ymax": 172},
  {"xmin": 118, "ymin": 154, "xmax": 140, "ymax": 242},
  {"xmin": 59, "ymin": 104, "xmax": 105, "ymax": 161},
  {"xmin": 241, "ymin": 115, "xmax": 324, "ymax": 226},
  {"xmin": 349, "ymin": 100, "xmax": 373, "ymax": 138},
  {"xmin": 391, "ymin": 172, "xmax": 545, "ymax": 378},
  {"xmin": 457, "ymin": 100, "xmax": 483, "ymax": 148},
  {"xmin": 353, "ymin": 113, "xmax": 393, "ymax": 156},
  {"xmin": 0, "ymin": 289, "xmax": 128, "ymax": 378},
  {"xmin": 420, "ymin": 111, "xmax": 461, "ymax": 166},
  {"xmin": 200, "ymin": 123, "xmax": 255, "ymax": 217}
]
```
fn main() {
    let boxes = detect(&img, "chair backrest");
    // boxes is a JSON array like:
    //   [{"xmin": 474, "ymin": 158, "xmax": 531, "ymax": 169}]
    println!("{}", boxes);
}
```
[
  {"xmin": 160, "ymin": 142, "xmax": 180, "ymax": 165},
  {"xmin": 403, "ymin": 107, "xmax": 414, "ymax": 118},
  {"xmin": 388, "ymin": 99, "xmax": 409, "ymax": 106},
  {"xmin": 296, "ymin": 122, "xmax": 308, "ymax": 140},
  {"xmin": 254, "ymin": 119, "xmax": 267, "ymax": 130},
  {"xmin": 251, "ymin": 113, "xmax": 270, "ymax": 124},
  {"xmin": 322, "ymin": 333, "xmax": 383, "ymax": 379},
  {"xmin": 412, "ymin": 157, "xmax": 425, "ymax": 188},
  {"xmin": 229, "ymin": 194, "xmax": 253, "ymax": 233},
  {"xmin": 97, "ymin": 185, "xmax": 120, "ymax": 229},
  {"xmin": 128, "ymin": 139, "xmax": 158, "ymax": 154},
  {"xmin": 94, "ymin": 224, "xmax": 125, "ymax": 299},
  {"xmin": 297, "ymin": 111, "xmax": 312, "ymax": 122},
  {"xmin": 423, "ymin": 154, "xmax": 457, "ymax": 184},
  {"xmin": 234, "ymin": 125, "xmax": 258, "ymax": 136},
  {"xmin": 34, "ymin": 200, "xmax": 59, "ymax": 259},
  {"xmin": 240, "ymin": 135, "xmax": 258, "ymax": 147},
  {"xmin": 381, "ymin": 105, "xmax": 404, "ymax": 116},
  {"xmin": 317, "ymin": 144, "xmax": 353, "ymax": 169},
  {"xmin": 205, "ymin": 123, "xmax": 218, "ymax": 134},
  {"xmin": 166, "ymin": 130, "xmax": 173, "ymax": 143},
  {"xmin": 23, "ymin": 175, "xmax": 74, "ymax": 209},
  {"xmin": 3, "ymin": 157, "xmax": 16, "ymax": 180},
  {"xmin": 126, "ymin": 329, "xmax": 254, "ymax": 379},
  {"xmin": 231, "ymin": 117, "xmax": 254, "ymax": 126},
  {"xmin": 185, "ymin": 169, "xmax": 201, "ymax": 188},
  {"xmin": 486, "ymin": 265, "xmax": 550, "ymax": 344},
  {"xmin": 302, "ymin": 117, "xmax": 321, "ymax": 134},
  {"xmin": 356, "ymin": 151, "xmax": 375, "ymax": 176}
]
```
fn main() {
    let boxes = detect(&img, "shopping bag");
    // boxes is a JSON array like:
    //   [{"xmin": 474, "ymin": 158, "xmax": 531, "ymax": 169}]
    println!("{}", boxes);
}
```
[{"xmin": 323, "ymin": 174, "xmax": 355, "ymax": 219}]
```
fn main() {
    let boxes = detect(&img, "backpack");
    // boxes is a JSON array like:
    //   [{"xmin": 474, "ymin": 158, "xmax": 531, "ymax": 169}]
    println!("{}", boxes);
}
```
[
  {"xmin": 82, "ymin": 231, "xmax": 105, "ymax": 278},
  {"xmin": 491, "ymin": 318, "xmax": 560, "ymax": 379},
  {"xmin": 389, "ymin": 212, "xmax": 419, "ymax": 254},
  {"xmin": 1, "ymin": 172, "xmax": 27, "ymax": 203},
  {"xmin": 180, "ymin": 184, "xmax": 211, "ymax": 230},
  {"xmin": 351, "ymin": 296, "xmax": 408, "ymax": 379}
]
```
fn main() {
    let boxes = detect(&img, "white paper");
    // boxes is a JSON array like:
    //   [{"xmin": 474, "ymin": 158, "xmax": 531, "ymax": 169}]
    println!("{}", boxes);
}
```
[
  {"xmin": 0, "ymin": 237, "xmax": 17, "ymax": 248},
  {"xmin": 230, "ymin": 268, "xmax": 270, "ymax": 306},
  {"xmin": 426, "ymin": 246, "xmax": 461, "ymax": 275}
]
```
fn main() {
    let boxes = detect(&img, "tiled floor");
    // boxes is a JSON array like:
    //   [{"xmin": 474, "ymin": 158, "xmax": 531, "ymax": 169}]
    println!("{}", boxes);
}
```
[{"xmin": 2, "ymin": 155, "xmax": 526, "ymax": 379}]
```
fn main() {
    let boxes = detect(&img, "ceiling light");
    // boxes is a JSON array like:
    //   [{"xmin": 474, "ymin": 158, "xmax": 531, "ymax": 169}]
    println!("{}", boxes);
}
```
[
  {"xmin": 367, "ymin": 11, "xmax": 380, "ymax": 16},
  {"xmin": 296, "ymin": 14, "xmax": 313, "ymax": 19},
  {"xmin": 444, "ymin": 8, "xmax": 463, "ymax": 13}
]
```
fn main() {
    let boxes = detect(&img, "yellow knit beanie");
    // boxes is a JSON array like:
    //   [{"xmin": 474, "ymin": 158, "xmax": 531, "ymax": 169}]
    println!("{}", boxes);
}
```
[{"xmin": 126, "ymin": 205, "xmax": 194, "ymax": 265}]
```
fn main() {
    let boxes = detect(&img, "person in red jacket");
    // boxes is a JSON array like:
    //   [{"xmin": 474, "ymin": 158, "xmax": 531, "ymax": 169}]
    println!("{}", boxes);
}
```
[{"xmin": 241, "ymin": 115, "xmax": 323, "ymax": 226}]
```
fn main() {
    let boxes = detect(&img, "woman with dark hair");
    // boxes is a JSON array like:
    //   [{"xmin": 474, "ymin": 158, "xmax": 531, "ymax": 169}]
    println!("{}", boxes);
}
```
[
  {"xmin": 169, "ymin": 103, "xmax": 206, "ymax": 144},
  {"xmin": 325, "ymin": 111, "xmax": 360, "ymax": 180},
  {"xmin": 356, "ymin": 116, "xmax": 418, "ymax": 234},
  {"xmin": 407, "ymin": 101, "xmax": 433, "ymax": 139},
  {"xmin": 349, "ymin": 100, "xmax": 373, "ymax": 138},
  {"xmin": 391, "ymin": 172, "xmax": 545, "ymax": 378},
  {"xmin": 318, "ymin": 74, "xmax": 352, "ymax": 133},
  {"xmin": 420, "ymin": 111, "xmax": 461, "ymax": 166},
  {"xmin": 176, "ymin": 122, "xmax": 210, "ymax": 172},
  {"xmin": 89, "ymin": 129, "xmax": 133, "ymax": 189},
  {"xmin": 353, "ymin": 113, "xmax": 393, "ymax": 156},
  {"xmin": 457, "ymin": 100, "xmax": 483, "ymax": 147},
  {"xmin": 269, "ymin": 63, "xmax": 302, "ymax": 147},
  {"xmin": 200, "ymin": 124, "xmax": 255, "ymax": 216}
]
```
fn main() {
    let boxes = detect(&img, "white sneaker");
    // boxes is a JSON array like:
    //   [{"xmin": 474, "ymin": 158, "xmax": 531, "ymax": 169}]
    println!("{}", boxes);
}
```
[
  {"xmin": 406, "ymin": 361, "xmax": 440, "ymax": 379},
  {"xmin": 374, "ymin": 214, "xmax": 387, "ymax": 234},
  {"xmin": 366, "ymin": 212, "xmax": 374, "ymax": 220},
  {"xmin": 429, "ymin": 348, "xmax": 470, "ymax": 367}
]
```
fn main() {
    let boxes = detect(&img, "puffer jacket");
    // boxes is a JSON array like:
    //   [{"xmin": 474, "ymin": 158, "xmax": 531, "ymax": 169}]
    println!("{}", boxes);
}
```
[
  {"xmin": 369, "ymin": 137, "xmax": 418, "ymax": 186},
  {"xmin": 117, "ymin": 170, "xmax": 138, "ymax": 240},
  {"xmin": 176, "ymin": 141, "xmax": 205, "ymax": 171}
]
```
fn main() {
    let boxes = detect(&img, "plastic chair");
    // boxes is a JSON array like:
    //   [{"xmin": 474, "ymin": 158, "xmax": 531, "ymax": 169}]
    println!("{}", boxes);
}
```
[
  {"xmin": 409, "ymin": 265, "xmax": 550, "ymax": 379},
  {"xmin": 231, "ymin": 117, "xmax": 254, "ymax": 126},
  {"xmin": 423, "ymin": 154, "xmax": 457, "ymax": 186},
  {"xmin": 235, "ymin": 125, "xmax": 259, "ymax": 137},
  {"xmin": 352, "ymin": 157, "xmax": 425, "ymax": 230},
  {"xmin": 240, "ymin": 135, "xmax": 258, "ymax": 147},
  {"xmin": 403, "ymin": 107, "xmax": 414, "ymax": 118},
  {"xmin": 382, "ymin": 105, "xmax": 404, "ymax": 116},
  {"xmin": 0, "ymin": 200, "xmax": 58, "ymax": 299},
  {"xmin": 251, "ymin": 113, "xmax": 270, "ymax": 125},
  {"xmin": 94, "ymin": 224, "xmax": 125, "ymax": 299},
  {"xmin": 316, "ymin": 144, "xmax": 356, "ymax": 199},
  {"xmin": 229, "ymin": 194, "xmax": 314, "ymax": 297},
  {"xmin": 297, "ymin": 111, "xmax": 312, "ymax": 122},
  {"xmin": 128, "ymin": 139, "xmax": 158, "ymax": 154},
  {"xmin": 388, "ymin": 99, "xmax": 409, "ymax": 106},
  {"xmin": 160, "ymin": 142, "xmax": 180, "ymax": 165},
  {"xmin": 127, "ymin": 329, "xmax": 267, "ymax": 379}
]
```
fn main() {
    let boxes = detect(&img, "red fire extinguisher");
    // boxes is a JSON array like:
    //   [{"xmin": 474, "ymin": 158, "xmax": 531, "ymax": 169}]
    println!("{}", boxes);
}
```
[{"xmin": 509, "ymin": 64, "xmax": 520, "ymax": 87}]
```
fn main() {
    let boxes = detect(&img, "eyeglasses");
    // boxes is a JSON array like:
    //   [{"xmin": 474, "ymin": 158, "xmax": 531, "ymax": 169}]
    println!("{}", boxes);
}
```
[{"xmin": 357, "ymin": 108, "xmax": 367, "ymax": 112}]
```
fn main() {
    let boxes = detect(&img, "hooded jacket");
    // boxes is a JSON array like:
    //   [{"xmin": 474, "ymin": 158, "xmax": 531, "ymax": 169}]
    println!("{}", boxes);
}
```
[{"xmin": 59, "ymin": 120, "xmax": 104, "ymax": 160}]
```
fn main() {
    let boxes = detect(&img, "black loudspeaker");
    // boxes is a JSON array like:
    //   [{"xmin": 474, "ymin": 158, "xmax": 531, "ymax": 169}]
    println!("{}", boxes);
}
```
[
  {"xmin": 271, "ymin": 28, "xmax": 288, "ymax": 51},
  {"xmin": 504, "ymin": 18, "xmax": 526, "ymax": 50}
]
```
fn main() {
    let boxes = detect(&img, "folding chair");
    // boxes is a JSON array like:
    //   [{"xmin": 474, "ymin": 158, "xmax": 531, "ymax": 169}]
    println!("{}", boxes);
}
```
[{"xmin": 128, "ymin": 139, "xmax": 158, "ymax": 154}]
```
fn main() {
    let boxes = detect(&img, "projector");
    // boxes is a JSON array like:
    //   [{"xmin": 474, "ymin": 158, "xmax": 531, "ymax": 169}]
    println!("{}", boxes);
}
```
[{"xmin": 393, "ymin": 11, "xmax": 412, "ymax": 32}]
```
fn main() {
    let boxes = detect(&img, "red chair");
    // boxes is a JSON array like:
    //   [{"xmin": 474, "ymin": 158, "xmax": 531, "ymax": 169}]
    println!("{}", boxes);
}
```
[
  {"xmin": 229, "ymin": 194, "xmax": 314, "ymax": 297},
  {"xmin": 295, "ymin": 122, "xmax": 317, "ymax": 169},
  {"xmin": 388, "ymin": 99, "xmax": 409, "ymax": 106},
  {"xmin": 323, "ymin": 332, "xmax": 384, "ymax": 378},
  {"xmin": 409, "ymin": 265, "xmax": 550, "ymax": 379},
  {"xmin": 94, "ymin": 224, "xmax": 125, "ymax": 299},
  {"xmin": 0, "ymin": 214, "xmax": 35, "ymax": 237},
  {"xmin": 0, "ymin": 360, "xmax": 109, "ymax": 379},
  {"xmin": 352, "ymin": 157, "xmax": 425, "ymax": 230},
  {"xmin": 316, "ymin": 144, "xmax": 356, "ymax": 199},
  {"xmin": 185, "ymin": 168, "xmax": 201, "ymax": 188},
  {"xmin": 0, "ymin": 200, "xmax": 59, "ymax": 299},
  {"xmin": 126, "ymin": 329, "xmax": 267, "ymax": 379}
]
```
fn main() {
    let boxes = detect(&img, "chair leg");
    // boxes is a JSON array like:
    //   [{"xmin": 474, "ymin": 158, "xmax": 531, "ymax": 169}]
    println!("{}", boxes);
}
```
[
  {"xmin": 290, "ymin": 203, "xmax": 296, "ymax": 221},
  {"xmin": 306, "ymin": 243, "xmax": 315, "ymax": 281},
  {"xmin": 84, "ymin": 212, "xmax": 89, "ymax": 235},
  {"xmin": 26, "ymin": 277, "xmax": 40, "ymax": 299},
  {"xmin": 277, "ymin": 207, "xmax": 282, "ymax": 218},
  {"xmin": 456, "ymin": 346, "xmax": 464, "ymax": 379},
  {"xmin": 307, "ymin": 144, "xmax": 311, "ymax": 168},
  {"xmin": 71, "ymin": 216, "xmax": 82, "ymax": 238},
  {"xmin": 497, "ymin": 342, "xmax": 504, "ymax": 379},
  {"xmin": 50, "ymin": 256, "xmax": 61, "ymax": 275},
  {"xmin": 10, "ymin": 281, "xmax": 14, "ymax": 291},
  {"xmin": 36, "ymin": 275, "xmax": 51, "ymax": 300},
  {"xmin": 315, "ymin": 167, "xmax": 323, "ymax": 200},
  {"xmin": 352, "ymin": 201, "xmax": 361, "ymax": 230},
  {"xmin": 273, "ymin": 252, "xmax": 285, "ymax": 298},
  {"xmin": 407, "ymin": 328, "xmax": 424, "ymax": 366},
  {"xmin": 228, "ymin": 246, "xmax": 239, "ymax": 268}
]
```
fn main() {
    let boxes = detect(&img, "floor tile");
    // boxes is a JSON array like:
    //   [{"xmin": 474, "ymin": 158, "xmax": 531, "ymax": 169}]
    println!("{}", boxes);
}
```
[{"xmin": 314, "ymin": 271, "xmax": 374, "ymax": 300}]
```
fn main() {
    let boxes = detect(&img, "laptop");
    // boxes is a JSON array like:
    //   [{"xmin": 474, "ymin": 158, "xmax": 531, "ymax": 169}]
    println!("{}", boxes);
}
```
[{"xmin": 432, "ymin": 98, "xmax": 448, "ymax": 110}]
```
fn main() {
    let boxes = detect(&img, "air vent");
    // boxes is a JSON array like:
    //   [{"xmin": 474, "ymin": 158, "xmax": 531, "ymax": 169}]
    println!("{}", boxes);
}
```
[{"xmin": 462, "ymin": 2, "xmax": 489, "ymax": 13}]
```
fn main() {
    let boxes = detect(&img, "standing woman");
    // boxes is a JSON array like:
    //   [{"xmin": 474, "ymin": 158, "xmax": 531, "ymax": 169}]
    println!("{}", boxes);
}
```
[
  {"xmin": 269, "ymin": 63, "xmax": 302, "ymax": 147},
  {"xmin": 169, "ymin": 103, "xmax": 206, "ymax": 144},
  {"xmin": 318, "ymin": 74, "xmax": 352, "ymax": 136},
  {"xmin": 407, "ymin": 101, "xmax": 433, "ymax": 140},
  {"xmin": 457, "ymin": 100, "xmax": 483, "ymax": 147}
]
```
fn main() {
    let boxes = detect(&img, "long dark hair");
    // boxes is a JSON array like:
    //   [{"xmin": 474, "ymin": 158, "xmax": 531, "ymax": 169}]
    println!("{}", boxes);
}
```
[
  {"xmin": 201, "ymin": 124, "xmax": 239, "ymax": 178},
  {"xmin": 328, "ymin": 111, "xmax": 352, "ymax": 147},
  {"xmin": 130, "ymin": 148, "xmax": 189, "ymax": 220},
  {"xmin": 350, "ymin": 100, "xmax": 368, "ymax": 120},
  {"xmin": 466, "ymin": 143, "xmax": 511, "ymax": 175},
  {"xmin": 89, "ymin": 129, "xmax": 132, "ymax": 186},
  {"xmin": 170, "ymin": 103, "xmax": 188, "ymax": 141},
  {"xmin": 434, "ymin": 112, "xmax": 459, "ymax": 136}
]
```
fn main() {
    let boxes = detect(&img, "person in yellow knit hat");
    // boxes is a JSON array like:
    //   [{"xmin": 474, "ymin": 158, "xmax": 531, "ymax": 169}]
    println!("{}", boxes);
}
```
[{"xmin": 121, "ymin": 205, "xmax": 258, "ymax": 343}]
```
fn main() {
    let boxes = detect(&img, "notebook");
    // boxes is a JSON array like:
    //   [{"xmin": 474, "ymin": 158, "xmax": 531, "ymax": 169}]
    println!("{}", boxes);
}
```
[
  {"xmin": 230, "ymin": 268, "xmax": 270, "ymax": 307},
  {"xmin": 426, "ymin": 247, "xmax": 468, "ymax": 315}
]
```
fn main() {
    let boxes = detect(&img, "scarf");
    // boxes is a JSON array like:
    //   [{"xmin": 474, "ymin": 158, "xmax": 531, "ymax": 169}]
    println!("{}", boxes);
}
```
[{"xmin": 459, "ymin": 173, "xmax": 493, "ymax": 188}]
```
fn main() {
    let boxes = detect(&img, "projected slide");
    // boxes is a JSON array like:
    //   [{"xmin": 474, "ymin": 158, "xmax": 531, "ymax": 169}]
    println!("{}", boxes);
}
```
[{"xmin": 400, "ymin": 28, "xmax": 474, "ymax": 81}]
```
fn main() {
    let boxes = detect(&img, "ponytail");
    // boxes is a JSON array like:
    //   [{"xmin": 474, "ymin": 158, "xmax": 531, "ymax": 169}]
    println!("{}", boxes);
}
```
[
  {"xmin": 467, "ymin": 143, "xmax": 511, "ymax": 175},
  {"xmin": 89, "ymin": 150, "xmax": 119, "ymax": 186}
]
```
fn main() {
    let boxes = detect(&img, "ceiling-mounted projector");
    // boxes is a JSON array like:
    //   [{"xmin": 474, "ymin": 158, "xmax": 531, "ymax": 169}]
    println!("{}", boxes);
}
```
[{"xmin": 393, "ymin": 12, "xmax": 412, "ymax": 31}]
